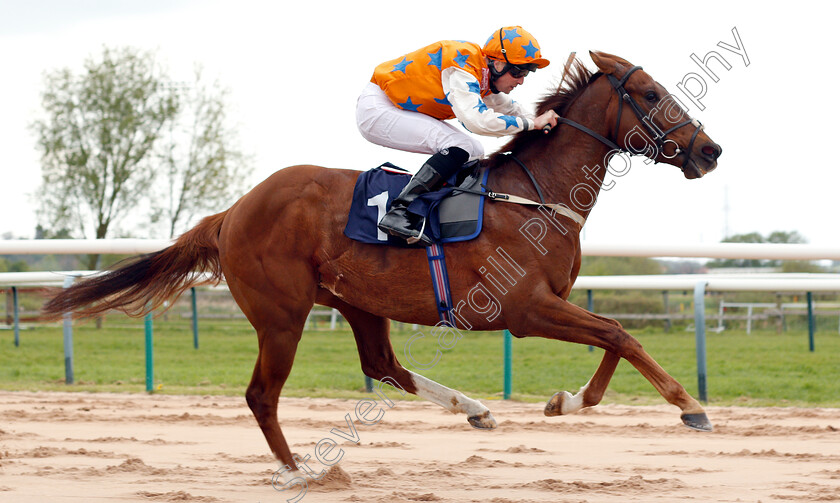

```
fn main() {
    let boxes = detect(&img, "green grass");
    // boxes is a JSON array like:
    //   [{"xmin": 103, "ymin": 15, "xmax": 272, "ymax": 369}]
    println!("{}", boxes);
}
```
[{"xmin": 1, "ymin": 317, "xmax": 838, "ymax": 407}]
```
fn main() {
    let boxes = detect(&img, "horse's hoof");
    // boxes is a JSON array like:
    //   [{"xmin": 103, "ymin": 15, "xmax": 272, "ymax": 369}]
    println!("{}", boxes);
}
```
[
  {"xmin": 681, "ymin": 412, "xmax": 713, "ymax": 432},
  {"xmin": 544, "ymin": 391, "xmax": 572, "ymax": 417},
  {"xmin": 468, "ymin": 410, "xmax": 497, "ymax": 430}
]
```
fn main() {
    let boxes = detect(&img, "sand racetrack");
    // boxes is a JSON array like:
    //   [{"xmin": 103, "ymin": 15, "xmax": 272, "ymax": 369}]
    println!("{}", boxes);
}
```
[{"xmin": 0, "ymin": 391, "xmax": 838, "ymax": 502}]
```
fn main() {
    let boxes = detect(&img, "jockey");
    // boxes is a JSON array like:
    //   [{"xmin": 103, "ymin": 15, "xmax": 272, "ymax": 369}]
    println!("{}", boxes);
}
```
[{"xmin": 356, "ymin": 26, "xmax": 560, "ymax": 245}]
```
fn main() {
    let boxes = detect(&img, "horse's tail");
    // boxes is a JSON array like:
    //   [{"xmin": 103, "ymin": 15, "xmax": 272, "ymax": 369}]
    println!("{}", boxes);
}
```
[{"xmin": 42, "ymin": 211, "xmax": 228, "ymax": 320}]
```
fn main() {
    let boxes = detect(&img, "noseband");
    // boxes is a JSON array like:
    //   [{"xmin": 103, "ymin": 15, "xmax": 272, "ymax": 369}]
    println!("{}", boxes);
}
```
[{"xmin": 554, "ymin": 66, "xmax": 704, "ymax": 172}]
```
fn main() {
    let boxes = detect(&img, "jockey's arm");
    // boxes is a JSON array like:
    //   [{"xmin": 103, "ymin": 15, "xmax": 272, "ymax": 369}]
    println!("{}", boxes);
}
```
[{"xmin": 443, "ymin": 68, "xmax": 532, "ymax": 136}]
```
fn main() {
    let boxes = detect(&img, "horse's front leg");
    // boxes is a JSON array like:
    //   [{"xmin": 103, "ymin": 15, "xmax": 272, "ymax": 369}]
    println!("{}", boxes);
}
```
[
  {"xmin": 509, "ymin": 288, "xmax": 712, "ymax": 431},
  {"xmin": 544, "ymin": 350, "xmax": 620, "ymax": 416}
]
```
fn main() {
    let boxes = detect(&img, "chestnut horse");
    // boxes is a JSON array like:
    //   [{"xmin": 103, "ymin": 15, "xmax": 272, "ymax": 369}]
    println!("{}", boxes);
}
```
[{"xmin": 44, "ymin": 52, "xmax": 722, "ymax": 479}]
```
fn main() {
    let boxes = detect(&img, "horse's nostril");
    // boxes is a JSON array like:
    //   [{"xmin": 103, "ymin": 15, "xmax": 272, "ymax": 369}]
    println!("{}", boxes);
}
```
[{"xmin": 701, "ymin": 145, "xmax": 718, "ymax": 158}]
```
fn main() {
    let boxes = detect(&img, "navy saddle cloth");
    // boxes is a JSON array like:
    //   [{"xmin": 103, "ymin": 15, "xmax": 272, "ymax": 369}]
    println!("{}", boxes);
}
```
[{"xmin": 344, "ymin": 162, "xmax": 490, "ymax": 246}]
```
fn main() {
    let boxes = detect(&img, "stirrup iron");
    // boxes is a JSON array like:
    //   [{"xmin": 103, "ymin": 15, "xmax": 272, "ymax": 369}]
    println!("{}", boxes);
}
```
[{"xmin": 405, "ymin": 217, "xmax": 428, "ymax": 245}]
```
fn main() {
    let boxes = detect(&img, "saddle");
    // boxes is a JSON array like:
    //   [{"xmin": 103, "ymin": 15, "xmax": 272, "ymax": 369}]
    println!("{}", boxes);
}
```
[{"xmin": 344, "ymin": 162, "xmax": 490, "ymax": 246}]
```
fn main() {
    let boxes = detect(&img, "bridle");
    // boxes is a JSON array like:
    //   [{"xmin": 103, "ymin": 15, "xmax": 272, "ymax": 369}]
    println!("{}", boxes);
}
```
[
  {"xmin": 554, "ymin": 65, "xmax": 705, "ymax": 172},
  {"xmin": 483, "ymin": 64, "xmax": 709, "ymax": 229}
]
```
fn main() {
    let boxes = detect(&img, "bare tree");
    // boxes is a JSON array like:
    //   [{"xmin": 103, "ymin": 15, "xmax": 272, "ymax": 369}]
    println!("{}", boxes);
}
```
[
  {"xmin": 152, "ymin": 66, "xmax": 252, "ymax": 238},
  {"xmin": 32, "ymin": 46, "xmax": 178, "ymax": 269},
  {"xmin": 33, "ymin": 47, "xmax": 252, "ymax": 267}
]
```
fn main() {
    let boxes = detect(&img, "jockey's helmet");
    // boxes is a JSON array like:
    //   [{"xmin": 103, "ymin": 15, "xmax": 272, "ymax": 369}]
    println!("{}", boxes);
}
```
[{"xmin": 483, "ymin": 26, "xmax": 550, "ymax": 78}]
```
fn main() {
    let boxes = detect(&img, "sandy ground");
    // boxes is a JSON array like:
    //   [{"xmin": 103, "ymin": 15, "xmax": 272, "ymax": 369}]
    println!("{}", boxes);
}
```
[{"xmin": 0, "ymin": 391, "xmax": 838, "ymax": 503}]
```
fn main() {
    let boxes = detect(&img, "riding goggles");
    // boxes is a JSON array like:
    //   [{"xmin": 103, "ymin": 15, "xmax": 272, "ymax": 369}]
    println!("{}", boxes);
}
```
[{"xmin": 507, "ymin": 63, "xmax": 538, "ymax": 78}]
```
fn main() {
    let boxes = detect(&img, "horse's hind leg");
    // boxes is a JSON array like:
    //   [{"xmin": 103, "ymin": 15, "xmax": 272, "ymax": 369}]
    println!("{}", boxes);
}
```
[
  {"xmin": 327, "ymin": 297, "xmax": 496, "ymax": 429},
  {"xmin": 543, "ymin": 312, "xmax": 625, "ymax": 416},
  {"xmin": 245, "ymin": 323, "xmax": 303, "ymax": 470},
  {"xmin": 544, "ymin": 350, "xmax": 621, "ymax": 417},
  {"xmin": 229, "ymin": 276, "xmax": 313, "ymax": 483}
]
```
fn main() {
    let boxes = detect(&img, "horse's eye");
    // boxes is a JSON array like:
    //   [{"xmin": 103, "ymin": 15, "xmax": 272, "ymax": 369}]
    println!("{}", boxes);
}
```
[{"xmin": 645, "ymin": 91, "xmax": 657, "ymax": 102}]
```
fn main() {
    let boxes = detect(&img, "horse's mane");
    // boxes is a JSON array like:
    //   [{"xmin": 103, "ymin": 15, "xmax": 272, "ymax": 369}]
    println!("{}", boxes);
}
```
[
  {"xmin": 487, "ymin": 58, "xmax": 601, "ymax": 166},
  {"xmin": 537, "ymin": 59, "xmax": 601, "ymax": 118}
]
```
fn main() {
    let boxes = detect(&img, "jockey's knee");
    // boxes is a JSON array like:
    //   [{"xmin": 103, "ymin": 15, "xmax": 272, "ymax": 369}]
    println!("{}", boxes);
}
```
[{"xmin": 445, "ymin": 138, "xmax": 484, "ymax": 161}]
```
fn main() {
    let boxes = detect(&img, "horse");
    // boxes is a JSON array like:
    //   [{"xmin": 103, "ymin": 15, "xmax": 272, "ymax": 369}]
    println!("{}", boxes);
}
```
[{"xmin": 43, "ymin": 51, "xmax": 722, "ymax": 483}]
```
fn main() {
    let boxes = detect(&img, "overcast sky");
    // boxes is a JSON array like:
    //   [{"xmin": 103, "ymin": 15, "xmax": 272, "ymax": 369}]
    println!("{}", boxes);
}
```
[{"xmin": 1, "ymin": 0, "xmax": 838, "ymax": 246}]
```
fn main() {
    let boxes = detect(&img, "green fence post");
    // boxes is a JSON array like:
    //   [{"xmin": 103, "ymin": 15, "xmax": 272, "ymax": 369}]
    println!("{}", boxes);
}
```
[
  {"xmin": 191, "ymin": 287, "xmax": 199, "ymax": 349},
  {"xmin": 503, "ymin": 329, "xmax": 513, "ymax": 399},
  {"xmin": 807, "ymin": 291, "xmax": 815, "ymax": 352},
  {"xmin": 145, "ymin": 311, "xmax": 154, "ymax": 393}
]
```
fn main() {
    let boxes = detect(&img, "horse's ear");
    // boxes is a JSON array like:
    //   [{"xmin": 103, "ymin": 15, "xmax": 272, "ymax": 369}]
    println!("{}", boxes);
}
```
[{"xmin": 589, "ymin": 51, "xmax": 632, "ymax": 75}]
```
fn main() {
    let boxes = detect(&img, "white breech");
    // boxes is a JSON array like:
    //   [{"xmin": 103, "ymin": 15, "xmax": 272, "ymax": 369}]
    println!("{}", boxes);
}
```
[{"xmin": 355, "ymin": 82, "xmax": 485, "ymax": 170}]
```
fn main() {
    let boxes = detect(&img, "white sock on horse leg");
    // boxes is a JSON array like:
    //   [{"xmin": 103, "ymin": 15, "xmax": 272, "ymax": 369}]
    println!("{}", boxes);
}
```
[
  {"xmin": 408, "ymin": 371, "xmax": 489, "ymax": 417},
  {"xmin": 561, "ymin": 379, "xmax": 592, "ymax": 415}
]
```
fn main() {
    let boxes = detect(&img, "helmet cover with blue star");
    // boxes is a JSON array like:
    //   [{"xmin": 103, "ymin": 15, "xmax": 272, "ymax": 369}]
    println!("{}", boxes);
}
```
[{"xmin": 483, "ymin": 26, "xmax": 550, "ymax": 69}]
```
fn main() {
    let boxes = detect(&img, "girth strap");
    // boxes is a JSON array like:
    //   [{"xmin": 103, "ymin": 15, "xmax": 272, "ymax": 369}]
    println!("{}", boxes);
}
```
[
  {"xmin": 449, "ymin": 153, "xmax": 588, "ymax": 229},
  {"xmin": 425, "ymin": 243, "xmax": 457, "ymax": 327},
  {"xmin": 450, "ymin": 185, "xmax": 587, "ymax": 229}
]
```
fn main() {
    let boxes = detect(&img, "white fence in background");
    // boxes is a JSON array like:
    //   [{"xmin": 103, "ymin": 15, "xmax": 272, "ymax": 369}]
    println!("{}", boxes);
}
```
[
  {"xmin": 5, "ymin": 270, "xmax": 840, "ymax": 292},
  {"xmin": 573, "ymin": 273, "xmax": 840, "ymax": 292},
  {"xmin": 3, "ymin": 239, "xmax": 840, "ymax": 260},
  {"xmin": 3, "ymin": 241, "xmax": 840, "ymax": 324},
  {"xmin": 0, "ymin": 239, "xmax": 172, "ymax": 255},
  {"xmin": 3, "ymin": 239, "xmax": 839, "ymax": 401},
  {"xmin": 715, "ymin": 300, "xmax": 840, "ymax": 334}
]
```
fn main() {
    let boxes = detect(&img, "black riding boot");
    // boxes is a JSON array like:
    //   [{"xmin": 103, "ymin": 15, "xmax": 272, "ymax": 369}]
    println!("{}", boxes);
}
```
[{"xmin": 378, "ymin": 147, "xmax": 469, "ymax": 245}]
